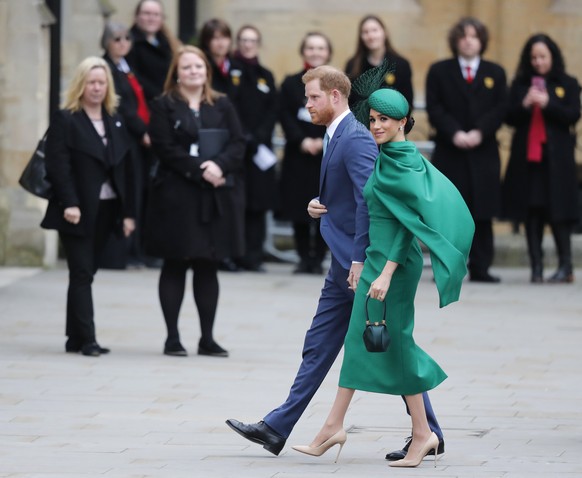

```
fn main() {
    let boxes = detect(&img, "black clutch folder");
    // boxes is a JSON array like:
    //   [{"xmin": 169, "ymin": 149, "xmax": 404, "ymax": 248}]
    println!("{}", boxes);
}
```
[{"xmin": 198, "ymin": 128, "xmax": 234, "ymax": 188}]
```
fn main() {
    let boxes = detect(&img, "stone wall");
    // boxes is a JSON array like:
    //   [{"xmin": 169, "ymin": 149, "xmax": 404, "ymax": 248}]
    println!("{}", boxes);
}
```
[{"xmin": 1, "ymin": 0, "xmax": 582, "ymax": 266}]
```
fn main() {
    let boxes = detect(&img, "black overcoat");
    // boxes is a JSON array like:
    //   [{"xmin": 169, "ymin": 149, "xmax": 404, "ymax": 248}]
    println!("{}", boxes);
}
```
[
  {"xmin": 278, "ymin": 71, "xmax": 326, "ymax": 222},
  {"xmin": 232, "ymin": 60, "xmax": 278, "ymax": 211},
  {"xmin": 103, "ymin": 54, "xmax": 148, "ymax": 140},
  {"xmin": 426, "ymin": 58, "xmax": 508, "ymax": 220},
  {"xmin": 41, "ymin": 109, "xmax": 135, "ymax": 236},
  {"xmin": 503, "ymin": 73, "xmax": 581, "ymax": 222},
  {"xmin": 345, "ymin": 53, "xmax": 414, "ymax": 107},
  {"xmin": 126, "ymin": 26, "xmax": 173, "ymax": 101},
  {"xmin": 145, "ymin": 94, "xmax": 246, "ymax": 259}
]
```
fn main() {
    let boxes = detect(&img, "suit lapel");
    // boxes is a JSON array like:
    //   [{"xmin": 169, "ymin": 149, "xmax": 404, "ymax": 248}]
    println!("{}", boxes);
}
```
[
  {"xmin": 72, "ymin": 110, "xmax": 107, "ymax": 164},
  {"xmin": 105, "ymin": 114, "xmax": 129, "ymax": 166},
  {"xmin": 319, "ymin": 113, "xmax": 351, "ymax": 193}
]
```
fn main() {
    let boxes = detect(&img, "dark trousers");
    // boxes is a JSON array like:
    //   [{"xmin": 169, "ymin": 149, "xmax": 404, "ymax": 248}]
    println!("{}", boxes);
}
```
[
  {"xmin": 60, "ymin": 199, "xmax": 118, "ymax": 343},
  {"xmin": 468, "ymin": 219, "xmax": 494, "ymax": 276},
  {"xmin": 293, "ymin": 221, "xmax": 327, "ymax": 267},
  {"xmin": 263, "ymin": 256, "xmax": 443, "ymax": 440},
  {"xmin": 241, "ymin": 209, "xmax": 267, "ymax": 268}
]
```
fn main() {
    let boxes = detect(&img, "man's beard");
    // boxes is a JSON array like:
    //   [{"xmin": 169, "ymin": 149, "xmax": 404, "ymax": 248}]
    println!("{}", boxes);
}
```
[{"xmin": 312, "ymin": 103, "xmax": 334, "ymax": 126}]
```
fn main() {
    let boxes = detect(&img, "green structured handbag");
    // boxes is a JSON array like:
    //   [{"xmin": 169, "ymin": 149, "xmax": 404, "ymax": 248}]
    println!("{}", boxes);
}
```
[{"xmin": 362, "ymin": 295, "xmax": 390, "ymax": 353}]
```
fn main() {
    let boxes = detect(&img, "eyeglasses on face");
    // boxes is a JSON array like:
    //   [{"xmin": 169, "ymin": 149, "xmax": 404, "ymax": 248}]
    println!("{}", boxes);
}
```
[{"xmin": 114, "ymin": 35, "xmax": 132, "ymax": 42}]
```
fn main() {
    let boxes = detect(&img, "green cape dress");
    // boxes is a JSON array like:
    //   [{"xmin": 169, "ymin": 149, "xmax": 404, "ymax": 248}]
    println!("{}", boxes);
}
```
[{"xmin": 339, "ymin": 140, "xmax": 475, "ymax": 395}]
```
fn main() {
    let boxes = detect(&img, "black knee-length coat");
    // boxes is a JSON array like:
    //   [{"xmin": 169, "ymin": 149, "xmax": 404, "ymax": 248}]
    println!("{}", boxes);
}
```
[
  {"xmin": 426, "ymin": 58, "xmax": 508, "ymax": 220},
  {"xmin": 502, "ymin": 73, "xmax": 581, "ymax": 223},
  {"xmin": 145, "ymin": 94, "xmax": 245, "ymax": 259},
  {"xmin": 278, "ymin": 70, "xmax": 326, "ymax": 222}
]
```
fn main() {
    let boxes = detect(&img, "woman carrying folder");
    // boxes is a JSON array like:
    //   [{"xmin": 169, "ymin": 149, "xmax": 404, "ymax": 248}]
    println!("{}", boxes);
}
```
[{"xmin": 145, "ymin": 45, "xmax": 245, "ymax": 357}]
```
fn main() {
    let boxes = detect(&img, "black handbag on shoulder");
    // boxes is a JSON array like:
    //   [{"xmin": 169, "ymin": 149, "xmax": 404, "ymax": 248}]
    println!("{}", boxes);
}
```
[
  {"xmin": 362, "ymin": 295, "xmax": 391, "ymax": 353},
  {"xmin": 19, "ymin": 131, "xmax": 53, "ymax": 199}
]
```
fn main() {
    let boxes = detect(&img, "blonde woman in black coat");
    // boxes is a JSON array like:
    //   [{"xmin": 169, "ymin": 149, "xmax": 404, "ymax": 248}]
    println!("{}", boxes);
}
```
[
  {"xmin": 503, "ymin": 34, "xmax": 581, "ymax": 283},
  {"xmin": 41, "ymin": 57, "xmax": 136, "ymax": 357},
  {"xmin": 146, "ymin": 45, "xmax": 245, "ymax": 357}
]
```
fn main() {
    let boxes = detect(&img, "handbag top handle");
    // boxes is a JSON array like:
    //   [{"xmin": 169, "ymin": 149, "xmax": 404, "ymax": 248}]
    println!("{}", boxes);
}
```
[{"xmin": 365, "ymin": 295, "xmax": 387, "ymax": 326}]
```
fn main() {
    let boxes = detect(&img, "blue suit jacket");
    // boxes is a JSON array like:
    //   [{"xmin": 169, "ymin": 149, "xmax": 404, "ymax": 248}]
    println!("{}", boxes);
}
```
[{"xmin": 318, "ymin": 112, "xmax": 378, "ymax": 269}]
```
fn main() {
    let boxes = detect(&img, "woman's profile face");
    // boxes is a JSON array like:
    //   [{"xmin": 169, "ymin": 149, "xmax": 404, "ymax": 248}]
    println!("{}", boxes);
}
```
[
  {"xmin": 176, "ymin": 51, "xmax": 208, "ymax": 90},
  {"xmin": 302, "ymin": 35, "xmax": 330, "ymax": 68},
  {"xmin": 82, "ymin": 67, "xmax": 108, "ymax": 108},
  {"xmin": 530, "ymin": 41, "xmax": 552, "ymax": 76},
  {"xmin": 369, "ymin": 108, "xmax": 403, "ymax": 144},
  {"xmin": 135, "ymin": 0, "xmax": 163, "ymax": 35},
  {"xmin": 361, "ymin": 19, "xmax": 386, "ymax": 52}
]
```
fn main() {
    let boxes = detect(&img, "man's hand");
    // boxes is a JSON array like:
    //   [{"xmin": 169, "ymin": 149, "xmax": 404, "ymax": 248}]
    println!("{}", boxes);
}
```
[
  {"xmin": 347, "ymin": 262, "xmax": 364, "ymax": 291},
  {"xmin": 307, "ymin": 198, "xmax": 328, "ymax": 219}
]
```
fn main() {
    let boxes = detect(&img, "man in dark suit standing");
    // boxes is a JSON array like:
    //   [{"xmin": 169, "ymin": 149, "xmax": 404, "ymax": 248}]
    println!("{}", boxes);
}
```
[
  {"xmin": 227, "ymin": 66, "xmax": 445, "ymax": 460},
  {"xmin": 426, "ymin": 17, "xmax": 508, "ymax": 283}
]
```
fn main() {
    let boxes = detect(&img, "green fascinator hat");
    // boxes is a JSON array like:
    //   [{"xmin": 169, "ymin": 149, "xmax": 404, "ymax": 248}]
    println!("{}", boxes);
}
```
[{"xmin": 368, "ymin": 88, "xmax": 409, "ymax": 120}]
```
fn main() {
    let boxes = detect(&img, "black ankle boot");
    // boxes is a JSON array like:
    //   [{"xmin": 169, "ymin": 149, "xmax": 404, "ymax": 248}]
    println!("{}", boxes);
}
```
[
  {"xmin": 531, "ymin": 264, "xmax": 543, "ymax": 283},
  {"xmin": 547, "ymin": 266, "xmax": 574, "ymax": 283}
]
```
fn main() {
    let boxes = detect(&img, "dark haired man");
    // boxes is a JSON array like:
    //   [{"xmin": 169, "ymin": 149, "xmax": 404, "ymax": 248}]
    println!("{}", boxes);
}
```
[{"xmin": 426, "ymin": 17, "xmax": 508, "ymax": 283}]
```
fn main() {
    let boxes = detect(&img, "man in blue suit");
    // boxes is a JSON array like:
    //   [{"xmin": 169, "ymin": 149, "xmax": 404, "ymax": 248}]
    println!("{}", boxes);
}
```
[{"xmin": 227, "ymin": 66, "xmax": 444, "ymax": 460}]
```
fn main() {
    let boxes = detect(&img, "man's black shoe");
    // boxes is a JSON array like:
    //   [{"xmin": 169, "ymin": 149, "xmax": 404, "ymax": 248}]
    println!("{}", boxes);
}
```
[
  {"xmin": 469, "ymin": 272, "xmax": 501, "ymax": 283},
  {"xmin": 226, "ymin": 419, "xmax": 285, "ymax": 456},
  {"xmin": 385, "ymin": 436, "xmax": 445, "ymax": 461}
]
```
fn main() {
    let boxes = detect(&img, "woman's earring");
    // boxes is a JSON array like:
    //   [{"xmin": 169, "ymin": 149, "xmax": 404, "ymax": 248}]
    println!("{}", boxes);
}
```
[{"xmin": 398, "ymin": 126, "xmax": 403, "ymax": 131}]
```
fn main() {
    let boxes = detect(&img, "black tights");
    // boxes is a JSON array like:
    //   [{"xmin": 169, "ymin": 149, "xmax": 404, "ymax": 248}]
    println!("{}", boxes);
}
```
[{"xmin": 159, "ymin": 258, "xmax": 219, "ymax": 346}]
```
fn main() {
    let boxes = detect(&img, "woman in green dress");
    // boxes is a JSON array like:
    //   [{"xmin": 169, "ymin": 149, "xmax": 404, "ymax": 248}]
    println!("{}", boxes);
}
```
[{"xmin": 292, "ymin": 88, "xmax": 474, "ymax": 467}]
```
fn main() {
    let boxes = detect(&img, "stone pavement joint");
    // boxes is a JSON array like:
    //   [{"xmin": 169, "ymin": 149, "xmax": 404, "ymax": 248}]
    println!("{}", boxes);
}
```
[{"xmin": 0, "ymin": 264, "xmax": 581, "ymax": 477}]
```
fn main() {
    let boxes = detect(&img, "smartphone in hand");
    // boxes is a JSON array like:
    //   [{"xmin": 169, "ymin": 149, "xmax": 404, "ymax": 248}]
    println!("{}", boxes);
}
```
[{"xmin": 531, "ymin": 76, "xmax": 546, "ymax": 90}]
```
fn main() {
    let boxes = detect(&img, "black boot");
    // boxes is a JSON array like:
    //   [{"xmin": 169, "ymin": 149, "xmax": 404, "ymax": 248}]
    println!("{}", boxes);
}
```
[
  {"xmin": 547, "ymin": 222, "xmax": 574, "ymax": 283},
  {"xmin": 525, "ymin": 211, "xmax": 544, "ymax": 283}
]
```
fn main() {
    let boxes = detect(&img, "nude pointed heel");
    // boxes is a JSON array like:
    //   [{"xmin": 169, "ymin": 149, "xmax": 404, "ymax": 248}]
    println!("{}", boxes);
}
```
[
  {"xmin": 292, "ymin": 429, "xmax": 347, "ymax": 462},
  {"xmin": 389, "ymin": 432, "xmax": 439, "ymax": 468}
]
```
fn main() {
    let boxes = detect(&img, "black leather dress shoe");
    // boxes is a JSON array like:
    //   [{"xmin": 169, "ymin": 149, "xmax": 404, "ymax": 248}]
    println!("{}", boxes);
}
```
[
  {"xmin": 469, "ymin": 272, "xmax": 501, "ymax": 283},
  {"xmin": 198, "ymin": 340, "xmax": 229, "ymax": 357},
  {"xmin": 164, "ymin": 342, "xmax": 188, "ymax": 357},
  {"xmin": 385, "ymin": 436, "xmax": 445, "ymax": 461},
  {"xmin": 81, "ymin": 342, "xmax": 105, "ymax": 357},
  {"xmin": 66, "ymin": 339, "xmax": 109, "ymax": 355},
  {"xmin": 226, "ymin": 419, "xmax": 285, "ymax": 455}
]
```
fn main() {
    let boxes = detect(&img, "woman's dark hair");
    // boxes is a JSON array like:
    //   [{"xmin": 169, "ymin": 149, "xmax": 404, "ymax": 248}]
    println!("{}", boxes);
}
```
[
  {"xmin": 299, "ymin": 31, "xmax": 333, "ymax": 60},
  {"xmin": 447, "ymin": 16, "xmax": 489, "ymax": 56},
  {"xmin": 347, "ymin": 15, "xmax": 398, "ymax": 78},
  {"xmin": 404, "ymin": 114, "xmax": 415, "ymax": 135},
  {"xmin": 199, "ymin": 18, "xmax": 232, "ymax": 53},
  {"xmin": 514, "ymin": 33, "xmax": 565, "ymax": 81}
]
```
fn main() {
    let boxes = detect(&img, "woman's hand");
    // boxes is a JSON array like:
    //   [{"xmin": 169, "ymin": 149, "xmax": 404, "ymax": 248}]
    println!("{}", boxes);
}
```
[
  {"xmin": 123, "ymin": 218, "xmax": 136, "ymax": 237},
  {"xmin": 368, "ymin": 273, "xmax": 391, "ymax": 301},
  {"xmin": 368, "ymin": 260, "xmax": 398, "ymax": 301},
  {"xmin": 200, "ymin": 160, "xmax": 225, "ymax": 188},
  {"xmin": 63, "ymin": 206, "xmax": 81, "ymax": 224}
]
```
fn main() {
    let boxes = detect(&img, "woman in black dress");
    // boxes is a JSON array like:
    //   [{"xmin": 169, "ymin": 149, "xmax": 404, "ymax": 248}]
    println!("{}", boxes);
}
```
[
  {"xmin": 503, "ymin": 34, "xmax": 581, "ymax": 283},
  {"xmin": 345, "ymin": 15, "xmax": 413, "ymax": 108},
  {"xmin": 145, "ymin": 46, "xmax": 245, "ymax": 357},
  {"xmin": 279, "ymin": 32, "xmax": 333, "ymax": 274}
]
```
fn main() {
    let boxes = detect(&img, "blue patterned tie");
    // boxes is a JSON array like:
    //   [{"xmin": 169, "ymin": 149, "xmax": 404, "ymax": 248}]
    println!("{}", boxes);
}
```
[{"xmin": 323, "ymin": 132, "xmax": 330, "ymax": 156}]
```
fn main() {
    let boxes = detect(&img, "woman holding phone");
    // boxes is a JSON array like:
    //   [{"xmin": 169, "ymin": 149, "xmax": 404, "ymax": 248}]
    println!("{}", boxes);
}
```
[{"xmin": 503, "ymin": 34, "xmax": 581, "ymax": 283}]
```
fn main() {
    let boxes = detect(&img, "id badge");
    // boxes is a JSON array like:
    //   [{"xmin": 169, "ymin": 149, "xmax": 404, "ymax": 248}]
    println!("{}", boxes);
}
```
[{"xmin": 189, "ymin": 143, "xmax": 199, "ymax": 157}]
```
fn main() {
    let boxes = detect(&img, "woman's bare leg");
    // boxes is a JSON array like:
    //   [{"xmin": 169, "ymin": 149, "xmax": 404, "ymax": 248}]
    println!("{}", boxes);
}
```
[{"xmin": 309, "ymin": 387, "xmax": 355, "ymax": 446}]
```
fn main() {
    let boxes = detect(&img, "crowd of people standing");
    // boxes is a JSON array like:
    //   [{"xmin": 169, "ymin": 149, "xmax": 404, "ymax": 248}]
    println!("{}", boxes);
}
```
[{"xmin": 39, "ymin": 1, "xmax": 580, "ymax": 361}]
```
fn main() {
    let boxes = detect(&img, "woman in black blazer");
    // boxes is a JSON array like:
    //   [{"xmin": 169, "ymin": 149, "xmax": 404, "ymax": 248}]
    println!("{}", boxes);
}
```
[
  {"xmin": 278, "ymin": 32, "xmax": 332, "ymax": 274},
  {"xmin": 145, "ymin": 45, "xmax": 245, "ymax": 357},
  {"xmin": 41, "ymin": 57, "xmax": 136, "ymax": 357},
  {"xmin": 503, "ymin": 34, "xmax": 581, "ymax": 283},
  {"xmin": 345, "ymin": 15, "xmax": 413, "ymax": 108}
]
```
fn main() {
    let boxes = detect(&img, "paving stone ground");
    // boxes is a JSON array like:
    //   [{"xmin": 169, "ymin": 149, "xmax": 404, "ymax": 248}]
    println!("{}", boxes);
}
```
[{"xmin": 0, "ymin": 263, "xmax": 581, "ymax": 478}]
